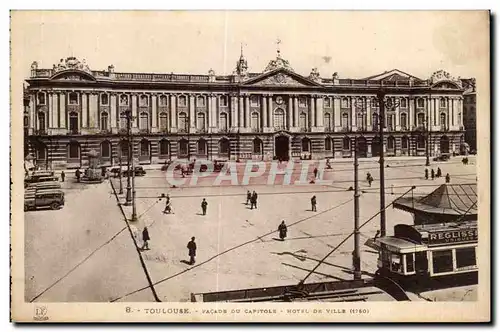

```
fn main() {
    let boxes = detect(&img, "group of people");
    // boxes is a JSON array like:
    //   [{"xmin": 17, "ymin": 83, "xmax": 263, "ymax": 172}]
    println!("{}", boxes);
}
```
[
  {"xmin": 139, "ymin": 227, "xmax": 197, "ymax": 266},
  {"xmin": 425, "ymin": 167, "xmax": 451, "ymax": 183},
  {"xmin": 163, "ymin": 194, "xmax": 208, "ymax": 216},
  {"xmin": 246, "ymin": 190, "xmax": 259, "ymax": 209}
]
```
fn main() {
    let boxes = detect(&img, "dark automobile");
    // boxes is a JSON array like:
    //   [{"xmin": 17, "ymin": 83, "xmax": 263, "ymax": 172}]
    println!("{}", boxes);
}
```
[
  {"xmin": 122, "ymin": 166, "xmax": 146, "ymax": 177},
  {"xmin": 433, "ymin": 153, "xmax": 451, "ymax": 162}
]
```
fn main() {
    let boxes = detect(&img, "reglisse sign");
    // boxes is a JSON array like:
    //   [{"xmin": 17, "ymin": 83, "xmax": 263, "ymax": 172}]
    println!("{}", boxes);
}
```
[{"xmin": 428, "ymin": 228, "xmax": 478, "ymax": 246}]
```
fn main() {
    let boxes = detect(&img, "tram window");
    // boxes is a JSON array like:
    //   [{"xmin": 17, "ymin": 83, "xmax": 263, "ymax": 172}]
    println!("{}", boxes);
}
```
[
  {"xmin": 405, "ymin": 254, "xmax": 415, "ymax": 273},
  {"xmin": 456, "ymin": 247, "xmax": 477, "ymax": 269},
  {"xmin": 390, "ymin": 253, "xmax": 403, "ymax": 273},
  {"xmin": 432, "ymin": 250, "xmax": 454, "ymax": 274}
]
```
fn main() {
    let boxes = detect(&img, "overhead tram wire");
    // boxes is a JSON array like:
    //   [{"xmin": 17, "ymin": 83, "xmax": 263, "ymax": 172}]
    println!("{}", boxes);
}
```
[{"xmin": 109, "ymin": 197, "xmax": 355, "ymax": 302}]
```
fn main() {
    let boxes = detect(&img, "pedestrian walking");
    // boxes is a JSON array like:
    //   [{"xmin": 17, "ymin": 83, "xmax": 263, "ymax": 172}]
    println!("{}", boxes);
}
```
[
  {"xmin": 163, "ymin": 194, "xmax": 172, "ymax": 214},
  {"xmin": 445, "ymin": 173, "xmax": 451, "ymax": 183},
  {"xmin": 141, "ymin": 227, "xmax": 150, "ymax": 250},
  {"xmin": 425, "ymin": 168, "xmax": 429, "ymax": 180},
  {"xmin": 278, "ymin": 220, "xmax": 288, "ymax": 241},
  {"xmin": 251, "ymin": 191, "xmax": 258, "ymax": 209},
  {"xmin": 246, "ymin": 190, "xmax": 251, "ymax": 205},
  {"xmin": 187, "ymin": 237, "xmax": 197, "ymax": 265},
  {"xmin": 61, "ymin": 171, "xmax": 65, "ymax": 182},
  {"xmin": 431, "ymin": 169, "xmax": 435, "ymax": 180},
  {"xmin": 75, "ymin": 168, "xmax": 81, "ymax": 182},
  {"xmin": 201, "ymin": 198, "xmax": 208, "ymax": 215},
  {"xmin": 436, "ymin": 167, "xmax": 442, "ymax": 178},
  {"xmin": 311, "ymin": 195, "xmax": 317, "ymax": 212},
  {"xmin": 313, "ymin": 167, "xmax": 318, "ymax": 179},
  {"xmin": 366, "ymin": 172, "xmax": 373, "ymax": 187}
]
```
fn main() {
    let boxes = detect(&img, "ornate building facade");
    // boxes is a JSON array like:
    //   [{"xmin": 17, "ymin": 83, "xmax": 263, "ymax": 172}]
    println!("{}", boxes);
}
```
[{"xmin": 24, "ymin": 52, "xmax": 468, "ymax": 169}]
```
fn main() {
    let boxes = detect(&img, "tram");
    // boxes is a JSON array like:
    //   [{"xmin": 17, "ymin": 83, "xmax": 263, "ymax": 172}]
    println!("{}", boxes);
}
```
[{"xmin": 368, "ymin": 220, "xmax": 478, "ymax": 291}]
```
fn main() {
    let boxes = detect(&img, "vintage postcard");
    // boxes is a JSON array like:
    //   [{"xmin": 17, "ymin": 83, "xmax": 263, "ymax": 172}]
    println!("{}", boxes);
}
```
[{"xmin": 10, "ymin": 10, "xmax": 490, "ymax": 322}]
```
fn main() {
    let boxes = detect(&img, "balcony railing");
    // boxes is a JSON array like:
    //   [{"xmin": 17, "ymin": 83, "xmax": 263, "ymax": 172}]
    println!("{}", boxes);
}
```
[
  {"xmin": 274, "ymin": 126, "xmax": 289, "ymax": 131},
  {"xmin": 139, "ymin": 128, "xmax": 150, "ymax": 134},
  {"xmin": 440, "ymin": 126, "xmax": 449, "ymax": 132},
  {"xmin": 67, "ymin": 129, "xmax": 80, "ymax": 135},
  {"xmin": 177, "ymin": 128, "xmax": 189, "ymax": 134},
  {"xmin": 34, "ymin": 129, "xmax": 47, "ymax": 135},
  {"xmin": 251, "ymin": 128, "xmax": 262, "ymax": 133},
  {"xmin": 340, "ymin": 127, "xmax": 351, "ymax": 133}
]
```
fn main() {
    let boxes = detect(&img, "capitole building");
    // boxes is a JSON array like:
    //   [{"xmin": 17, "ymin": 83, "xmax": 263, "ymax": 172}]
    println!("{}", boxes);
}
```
[{"xmin": 23, "ymin": 49, "xmax": 469, "ymax": 169}]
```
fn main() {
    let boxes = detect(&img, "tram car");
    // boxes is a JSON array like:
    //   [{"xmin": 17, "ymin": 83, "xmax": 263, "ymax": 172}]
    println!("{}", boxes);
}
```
[{"xmin": 367, "ymin": 221, "xmax": 478, "ymax": 291}]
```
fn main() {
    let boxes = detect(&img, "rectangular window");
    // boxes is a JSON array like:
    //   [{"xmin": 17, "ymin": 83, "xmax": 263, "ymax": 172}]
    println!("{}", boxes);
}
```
[
  {"xmin": 299, "ymin": 97, "xmax": 307, "ymax": 107},
  {"xmin": 417, "ymin": 98, "xmax": 424, "ymax": 108},
  {"xmin": 250, "ymin": 96, "xmax": 259, "ymax": 107},
  {"xmin": 178, "ymin": 96, "xmax": 187, "ymax": 107},
  {"xmin": 390, "ymin": 253, "xmax": 403, "ymax": 273},
  {"xmin": 324, "ymin": 98, "xmax": 331, "ymax": 108},
  {"xmin": 456, "ymin": 247, "xmax": 476, "ymax": 269},
  {"xmin": 219, "ymin": 96, "xmax": 228, "ymax": 107},
  {"xmin": 432, "ymin": 250, "xmax": 454, "ymax": 274},
  {"xmin": 405, "ymin": 254, "xmax": 415, "ymax": 273}
]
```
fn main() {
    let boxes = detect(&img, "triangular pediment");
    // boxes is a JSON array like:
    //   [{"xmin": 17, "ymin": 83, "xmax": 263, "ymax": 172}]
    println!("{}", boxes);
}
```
[
  {"xmin": 242, "ymin": 69, "xmax": 321, "ymax": 87},
  {"xmin": 363, "ymin": 69, "xmax": 421, "ymax": 81}
]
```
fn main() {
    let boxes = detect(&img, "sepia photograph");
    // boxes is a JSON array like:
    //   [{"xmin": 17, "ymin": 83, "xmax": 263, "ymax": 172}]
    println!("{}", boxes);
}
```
[{"xmin": 10, "ymin": 10, "xmax": 490, "ymax": 322}]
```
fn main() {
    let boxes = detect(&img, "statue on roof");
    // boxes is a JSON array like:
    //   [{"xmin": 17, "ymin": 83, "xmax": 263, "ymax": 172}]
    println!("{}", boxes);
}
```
[
  {"xmin": 309, "ymin": 67, "xmax": 321, "ymax": 82},
  {"xmin": 263, "ymin": 39, "xmax": 294, "ymax": 72},
  {"xmin": 53, "ymin": 57, "xmax": 92, "ymax": 74}
]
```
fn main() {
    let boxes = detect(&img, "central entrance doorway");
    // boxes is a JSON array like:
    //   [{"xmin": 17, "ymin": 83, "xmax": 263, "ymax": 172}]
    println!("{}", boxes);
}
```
[{"xmin": 275, "ymin": 135, "xmax": 290, "ymax": 161}]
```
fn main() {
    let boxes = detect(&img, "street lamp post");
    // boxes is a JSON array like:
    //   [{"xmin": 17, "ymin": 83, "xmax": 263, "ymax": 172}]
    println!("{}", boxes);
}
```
[
  {"xmin": 118, "ymin": 150, "xmax": 123, "ymax": 195},
  {"xmin": 425, "ymin": 115, "xmax": 431, "ymax": 166},
  {"xmin": 352, "ymin": 135, "xmax": 361, "ymax": 280},
  {"xmin": 125, "ymin": 113, "xmax": 133, "ymax": 206}
]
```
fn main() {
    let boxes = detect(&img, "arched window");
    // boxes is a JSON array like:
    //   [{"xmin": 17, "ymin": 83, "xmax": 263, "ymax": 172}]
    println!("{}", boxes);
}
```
[
  {"xmin": 440, "ymin": 98, "xmax": 446, "ymax": 108},
  {"xmin": 387, "ymin": 114, "xmax": 394, "ymax": 131},
  {"xmin": 178, "ymin": 95, "xmax": 187, "ymax": 107},
  {"xmin": 400, "ymin": 98, "xmax": 407, "ymax": 108},
  {"xmin": 341, "ymin": 113, "xmax": 349, "ymax": 129},
  {"xmin": 140, "ymin": 139, "xmax": 150, "ymax": 156},
  {"xmin": 178, "ymin": 139, "xmax": 189, "ymax": 157},
  {"xmin": 219, "ymin": 113, "xmax": 228, "ymax": 131},
  {"xmin": 119, "ymin": 94, "xmax": 129, "ymax": 106},
  {"xmin": 159, "ymin": 112, "xmax": 168, "ymax": 131},
  {"xmin": 37, "ymin": 112, "xmax": 46, "ymax": 131},
  {"xmin": 100, "ymin": 112, "xmax": 108, "ymax": 131},
  {"xmin": 299, "ymin": 112, "xmax": 307, "ymax": 130},
  {"xmin": 69, "ymin": 112, "xmax": 79, "ymax": 133},
  {"xmin": 250, "ymin": 95, "xmax": 259, "ymax": 107},
  {"xmin": 417, "ymin": 98, "xmax": 425, "ymax": 108},
  {"xmin": 120, "ymin": 112, "xmax": 128, "ymax": 129},
  {"xmin": 274, "ymin": 109, "xmax": 285, "ymax": 129},
  {"xmin": 139, "ymin": 112, "xmax": 149, "ymax": 130},
  {"xmin": 251, "ymin": 112, "xmax": 259, "ymax": 130},
  {"xmin": 139, "ymin": 95, "xmax": 149, "ymax": 107},
  {"xmin": 68, "ymin": 141, "xmax": 80, "ymax": 159},
  {"xmin": 197, "ymin": 113, "xmax": 206, "ymax": 131},
  {"xmin": 219, "ymin": 96, "xmax": 228, "ymax": 107},
  {"xmin": 36, "ymin": 143, "xmax": 47, "ymax": 160},
  {"xmin": 68, "ymin": 92, "xmax": 79, "ymax": 105},
  {"xmin": 400, "ymin": 113, "xmax": 407, "ymax": 130},
  {"xmin": 159, "ymin": 140, "xmax": 170, "ymax": 156},
  {"xmin": 159, "ymin": 95, "xmax": 168, "ymax": 106},
  {"xmin": 440, "ymin": 112, "xmax": 447, "ymax": 126},
  {"xmin": 342, "ymin": 137, "xmax": 351, "ymax": 150},
  {"xmin": 301, "ymin": 137, "xmax": 311, "ymax": 152},
  {"xmin": 417, "ymin": 135, "xmax": 426, "ymax": 149},
  {"xmin": 197, "ymin": 96, "xmax": 205, "ymax": 107},
  {"xmin": 417, "ymin": 113, "xmax": 425, "ymax": 126},
  {"xmin": 356, "ymin": 113, "xmax": 364, "ymax": 129},
  {"xmin": 197, "ymin": 139, "xmax": 207, "ymax": 155},
  {"xmin": 253, "ymin": 138, "xmax": 262, "ymax": 154},
  {"xmin": 100, "ymin": 141, "xmax": 111, "ymax": 158},
  {"xmin": 219, "ymin": 138, "xmax": 230, "ymax": 154},
  {"xmin": 401, "ymin": 136, "xmax": 409, "ymax": 149},
  {"xmin": 341, "ymin": 97, "xmax": 349, "ymax": 108},
  {"xmin": 37, "ymin": 92, "xmax": 46, "ymax": 105},
  {"xmin": 24, "ymin": 115, "xmax": 29, "ymax": 128},
  {"xmin": 372, "ymin": 112, "xmax": 379, "ymax": 129},
  {"xmin": 178, "ymin": 112, "xmax": 188, "ymax": 132},
  {"xmin": 325, "ymin": 138, "xmax": 332, "ymax": 151},
  {"xmin": 324, "ymin": 98, "xmax": 331, "ymax": 108},
  {"xmin": 387, "ymin": 136, "xmax": 395, "ymax": 150},
  {"xmin": 324, "ymin": 113, "xmax": 331, "ymax": 130},
  {"xmin": 100, "ymin": 94, "xmax": 109, "ymax": 105}
]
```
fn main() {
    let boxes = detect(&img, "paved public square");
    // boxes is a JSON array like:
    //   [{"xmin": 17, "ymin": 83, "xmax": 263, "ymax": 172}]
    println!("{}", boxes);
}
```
[{"xmin": 24, "ymin": 156, "xmax": 478, "ymax": 302}]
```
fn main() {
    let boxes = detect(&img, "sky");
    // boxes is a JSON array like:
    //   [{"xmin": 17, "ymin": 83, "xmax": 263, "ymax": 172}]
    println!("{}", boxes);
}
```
[{"xmin": 11, "ymin": 11, "xmax": 488, "ymax": 82}]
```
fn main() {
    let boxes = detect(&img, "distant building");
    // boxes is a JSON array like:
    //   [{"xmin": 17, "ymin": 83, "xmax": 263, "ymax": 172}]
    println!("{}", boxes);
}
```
[
  {"xmin": 24, "ymin": 51, "xmax": 468, "ymax": 169},
  {"xmin": 461, "ymin": 78, "xmax": 477, "ymax": 152}
]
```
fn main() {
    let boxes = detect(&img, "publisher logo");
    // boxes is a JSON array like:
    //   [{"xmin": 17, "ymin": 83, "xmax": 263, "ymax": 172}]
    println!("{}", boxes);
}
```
[{"xmin": 34, "ymin": 305, "xmax": 48, "ymax": 321}]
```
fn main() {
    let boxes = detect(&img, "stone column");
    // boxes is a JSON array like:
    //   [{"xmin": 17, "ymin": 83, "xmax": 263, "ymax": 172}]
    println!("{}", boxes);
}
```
[
  {"xmin": 293, "ymin": 95, "xmax": 299, "ymax": 128},
  {"xmin": 334, "ymin": 96, "xmax": 341, "ymax": 131},
  {"xmin": 310, "ymin": 95, "xmax": 315, "ymax": 127},
  {"xmin": 288, "ymin": 96, "xmax": 293, "ymax": 129},
  {"xmin": 209, "ymin": 94, "xmax": 216, "ymax": 128},
  {"xmin": 131, "ymin": 94, "xmax": 138, "ymax": 128},
  {"xmin": 366, "ymin": 97, "xmax": 372, "ymax": 129},
  {"xmin": 53, "ymin": 93, "xmax": 59, "ymax": 129},
  {"xmin": 350, "ymin": 97, "xmax": 356, "ymax": 130},
  {"xmin": 409, "ymin": 97, "xmax": 414, "ymax": 129},
  {"xmin": 316, "ymin": 96, "xmax": 324, "ymax": 127},
  {"xmin": 151, "ymin": 94, "xmax": 158, "ymax": 129},
  {"xmin": 245, "ymin": 95, "xmax": 250, "ymax": 128},
  {"xmin": 395, "ymin": 98, "xmax": 400, "ymax": 130},
  {"xmin": 82, "ymin": 92, "xmax": 88, "ymax": 128},
  {"xmin": 29, "ymin": 94, "xmax": 35, "ymax": 132},
  {"xmin": 110, "ymin": 94, "xmax": 117, "ymax": 129},
  {"xmin": 262, "ymin": 95, "xmax": 268, "ymax": 128},
  {"xmin": 230, "ymin": 95, "xmax": 237, "ymax": 128},
  {"xmin": 89, "ymin": 93, "xmax": 98, "ymax": 128},
  {"xmin": 268, "ymin": 95, "xmax": 274, "ymax": 128},
  {"xmin": 189, "ymin": 95, "xmax": 196, "ymax": 129},
  {"xmin": 239, "ymin": 96, "xmax": 244, "ymax": 129},
  {"xmin": 57, "ymin": 93, "xmax": 65, "ymax": 129},
  {"xmin": 47, "ymin": 92, "xmax": 53, "ymax": 128},
  {"xmin": 170, "ymin": 95, "xmax": 177, "ymax": 130}
]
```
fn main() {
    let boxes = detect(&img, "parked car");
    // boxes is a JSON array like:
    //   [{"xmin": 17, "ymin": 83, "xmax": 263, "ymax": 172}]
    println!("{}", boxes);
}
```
[
  {"xmin": 433, "ymin": 153, "xmax": 451, "ymax": 162},
  {"xmin": 26, "ymin": 181, "xmax": 62, "ymax": 190},
  {"xmin": 24, "ymin": 189, "xmax": 65, "ymax": 211},
  {"xmin": 25, "ymin": 175, "xmax": 59, "ymax": 186},
  {"xmin": 122, "ymin": 166, "xmax": 146, "ymax": 177}
]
